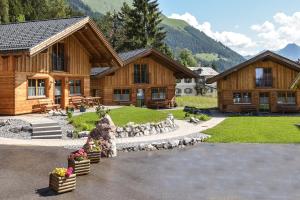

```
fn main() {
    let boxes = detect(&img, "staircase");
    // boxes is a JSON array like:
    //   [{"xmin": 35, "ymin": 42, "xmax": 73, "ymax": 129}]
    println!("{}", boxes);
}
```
[{"xmin": 31, "ymin": 122, "xmax": 62, "ymax": 139}]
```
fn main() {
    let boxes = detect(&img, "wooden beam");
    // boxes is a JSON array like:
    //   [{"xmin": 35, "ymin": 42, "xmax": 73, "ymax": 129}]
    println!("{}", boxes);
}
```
[
  {"xmin": 76, "ymin": 31, "xmax": 102, "ymax": 58},
  {"xmin": 71, "ymin": 35, "xmax": 92, "ymax": 57}
]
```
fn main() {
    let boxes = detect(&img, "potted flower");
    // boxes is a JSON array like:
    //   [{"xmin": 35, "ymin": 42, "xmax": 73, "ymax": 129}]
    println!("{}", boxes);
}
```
[
  {"xmin": 79, "ymin": 103, "xmax": 88, "ymax": 112},
  {"xmin": 83, "ymin": 139, "xmax": 102, "ymax": 163},
  {"xmin": 68, "ymin": 148, "xmax": 90, "ymax": 176},
  {"xmin": 49, "ymin": 167, "xmax": 75, "ymax": 194}
]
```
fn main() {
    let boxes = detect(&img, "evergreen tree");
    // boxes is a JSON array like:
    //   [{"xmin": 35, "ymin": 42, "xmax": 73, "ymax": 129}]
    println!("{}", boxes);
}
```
[
  {"xmin": 0, "ymin": 0, "xmax": 10, "ymax": 23},
  {"xmin": 8, "ymin": 0, "xmax": 24, "ymax": 22},
  {"xmin": 178, "ymin": 48, "xmax": 197, "ymax": 67}
]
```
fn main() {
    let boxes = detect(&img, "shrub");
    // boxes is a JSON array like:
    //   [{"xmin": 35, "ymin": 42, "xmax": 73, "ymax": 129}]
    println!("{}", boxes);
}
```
[{"xmin": 197, "ymin": 114, "xmax": 211, "ymax": 121}]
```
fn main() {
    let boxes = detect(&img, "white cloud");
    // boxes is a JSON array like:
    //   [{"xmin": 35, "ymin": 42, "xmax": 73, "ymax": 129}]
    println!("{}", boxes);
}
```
[
  {"xmin": 169, "ymin": 12, "xmax": 256, "ymax": 55},
  {"xmin": 251, "ymin": 12, "xmax": 300, "ymax": 50}
]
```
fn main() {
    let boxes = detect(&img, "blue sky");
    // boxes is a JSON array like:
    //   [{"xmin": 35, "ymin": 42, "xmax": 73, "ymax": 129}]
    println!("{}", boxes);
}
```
[{"xmin": 158, "ymin": 0, "xmax": 300, "ymax": 55}]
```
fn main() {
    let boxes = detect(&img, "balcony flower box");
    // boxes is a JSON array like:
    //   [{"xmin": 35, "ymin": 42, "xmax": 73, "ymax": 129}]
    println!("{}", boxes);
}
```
[
  {"xmin": 68, "ymin": 149, "xmax": 90, "ymax": 176},
  {"xmin": 49, "ymin": 168, "xmax": 75, "ymax": 194}
]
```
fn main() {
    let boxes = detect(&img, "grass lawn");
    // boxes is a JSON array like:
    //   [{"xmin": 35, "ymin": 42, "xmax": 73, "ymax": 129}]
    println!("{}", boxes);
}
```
[
  {"xmin": 204, "ymin": 116, "xmax": 300, "ymax": 143},
  {"xmin": 176, "ymin": 96, "xmax": 217, "ymax": 108},
  {"xmin": 71, "ymin": 107, "xmax": 170, "ymax": 131}
]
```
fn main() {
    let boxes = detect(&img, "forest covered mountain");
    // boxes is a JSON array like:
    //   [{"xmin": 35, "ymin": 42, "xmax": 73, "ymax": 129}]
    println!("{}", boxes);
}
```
[{"xmin": 68, "ymin": 0, "xmax": 245, "ymax": 72}]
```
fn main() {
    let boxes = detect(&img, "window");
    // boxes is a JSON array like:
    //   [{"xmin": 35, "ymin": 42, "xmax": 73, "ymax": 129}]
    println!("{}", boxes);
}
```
[
  {"xmin": 69, "ymin": 80, "xmax": 81, "ymax": 95},
  {"xmin": 256, "ymin": 68, "xmax": 272, "ymax": 87},
  {"xmin": 176, "ymin": 79, "xmax": 182, "ymax": 83},
  {"xmin": 113, "ymin": 89, "xmax": 131, "ymax": 102},
  {"xmin": 52, "ymin": 43, "xmax": 65, "ymax": 71},
  {"xmin": 233, "ymin": 92, "xmax": 251, "ymax": 104},
  {"xmin": 184, "ymin": 78, "xmax": 192, "ymax": 83},
  {"xmin": 28, "ymin": 79, "xmax": 46, "ymax": 97},
  {"xmin": 134, "ymin": 64, "xmax": 149, "ymax": 84},
  {"xmin": 184, "ymin": 88, "xmax": 193, "ymax": 94},
  {"xmin": 152, "ymin": 88, "xmax": 166, "ymax": 100},
  {"xmin": 176, "ymin": 88, "xmax": 182, "ymax": 95},
  {"xmin": 277, "ymin": 92, "xmax": 296, "ymax": 104}
]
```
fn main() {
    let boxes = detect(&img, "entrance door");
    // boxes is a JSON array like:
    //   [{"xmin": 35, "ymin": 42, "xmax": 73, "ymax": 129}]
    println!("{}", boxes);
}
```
[
  {"xmin": 136, "ymin": 89, "xmax": 145, "ymax": 107},
  {"xmin": 54, "ymin": 80, "xmax": 62, "ymax": 105},
  {"xmin": 259, "ymin": 92, "xmax": 270, "ymax": 112}
]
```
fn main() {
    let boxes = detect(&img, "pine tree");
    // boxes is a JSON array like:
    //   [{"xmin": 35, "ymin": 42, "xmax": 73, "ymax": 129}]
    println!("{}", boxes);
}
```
[
  {"xmin": 8, "ymin": 0, "xmax": 24, "ymax": 22},
  {"xmin": 0, "ymin": 0, "xmax": 10, "ymax": 23}
]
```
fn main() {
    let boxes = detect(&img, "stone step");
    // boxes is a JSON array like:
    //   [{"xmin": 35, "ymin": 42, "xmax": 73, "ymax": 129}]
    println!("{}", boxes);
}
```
[
  {"xmin": 30, "ymin": 122, "xmax": 59, "ymax": 128},
  {"xmin": 31, "ymin": 135, "xmax": 62, "ymax": 139},
  {"xmin": 32, "ymin": 126, "xmax": 61, "ymax": 132},
  {"xmin": 32, "ymin": 130, "xmax": 62, "ymax": 137}
]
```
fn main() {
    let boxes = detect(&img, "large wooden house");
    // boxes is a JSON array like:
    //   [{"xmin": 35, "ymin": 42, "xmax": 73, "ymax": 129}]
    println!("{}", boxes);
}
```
[
  {"xmin": 207, "ymin": 51, "xmax": 300, "ymax": 113},
  {"xmin": 91, "ymin": 48, "xmax": 198, "ymax": 108},
  {"xmin": 0, "ymin": 16, "xmax": 122, "ymax": 115}
]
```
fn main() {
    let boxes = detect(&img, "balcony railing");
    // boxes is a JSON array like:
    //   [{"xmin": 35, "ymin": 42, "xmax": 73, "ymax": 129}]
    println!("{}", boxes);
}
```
[{"xmin": 255, "ymin": 78, "xmax": 273, "ymax": 88}]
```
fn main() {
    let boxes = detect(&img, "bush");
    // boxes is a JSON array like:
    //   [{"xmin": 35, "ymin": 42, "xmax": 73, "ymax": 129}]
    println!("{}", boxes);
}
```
[{"xmin": 197, "ymin": 114, "xmax": 211, "ymax": 121}]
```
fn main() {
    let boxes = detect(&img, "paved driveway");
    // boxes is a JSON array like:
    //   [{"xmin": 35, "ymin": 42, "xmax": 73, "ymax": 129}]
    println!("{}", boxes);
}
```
[{"xmin": 1, "ymin": 144, "xmax": 300, "ymax": 200}]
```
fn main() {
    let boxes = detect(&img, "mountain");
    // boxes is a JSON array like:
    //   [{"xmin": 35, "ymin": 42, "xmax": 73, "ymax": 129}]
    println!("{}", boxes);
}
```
[
  {"xmin": 67, "ymin": 0, "xmax": 245, "ymax": 72},
  {"xmin": 277, "ymin": 43, "xmax": 300, "ymax": 61}
]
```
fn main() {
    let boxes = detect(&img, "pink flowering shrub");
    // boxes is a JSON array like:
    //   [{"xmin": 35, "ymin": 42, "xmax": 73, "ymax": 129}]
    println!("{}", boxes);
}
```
[{"xmin": 68, "ymin": 148, "xmax": 88, "ymax": 161}]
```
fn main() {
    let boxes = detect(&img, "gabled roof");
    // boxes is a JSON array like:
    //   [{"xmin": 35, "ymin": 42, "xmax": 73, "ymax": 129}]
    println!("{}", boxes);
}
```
[
  {"xmin": 189, "ymin": 66, "xmax": 219, "ymax": 76},
  {"xmin": 116, "ymin": 48, "xmax": 199, "ymax": 78},
  {"xmin": 0, "ymin": 16, "xmax": 123, "ymax": 67},
  {"xmin": 207, "ymin": 50, "xmax": 300, "ymax": 84}
]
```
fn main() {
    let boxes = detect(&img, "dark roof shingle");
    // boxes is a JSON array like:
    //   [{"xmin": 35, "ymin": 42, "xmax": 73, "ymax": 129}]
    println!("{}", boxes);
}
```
[
  {"xmin": 0, "ymin": 17, "xmax": 86, "ymax": 52},
  {"xmin": 118, "ymin": 48, "xmax": 148, "ymax": 61}
]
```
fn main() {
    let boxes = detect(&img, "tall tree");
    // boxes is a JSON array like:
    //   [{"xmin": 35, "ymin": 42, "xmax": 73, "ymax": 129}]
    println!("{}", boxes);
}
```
[
  {"xmin": 0, "ymin": 0, "xmax": 10, "ymax": 23},
  {"xmin": 178, "ymin": 48, "xmax": 197, "ymax": 67},
  {"xmin": 8, "ymin": 0, "xmax": 24, "ymax": 22}
]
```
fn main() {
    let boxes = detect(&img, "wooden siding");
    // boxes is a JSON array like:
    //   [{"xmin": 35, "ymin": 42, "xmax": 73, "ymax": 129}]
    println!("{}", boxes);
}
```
[
  {"xmin": 0, "ymin": 35, "xmax": 92, "ymax": 115},
  {"xmin": 91, "ymin": 57, "xmax": 176, "ymax": 106},
  {"xmin": 217, "ymin": 60, "xmax": 300, "ymax": 112}
]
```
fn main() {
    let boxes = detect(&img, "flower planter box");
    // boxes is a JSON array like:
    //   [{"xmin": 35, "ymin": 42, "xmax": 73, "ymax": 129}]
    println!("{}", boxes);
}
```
[
  {"xmin": 68, "ymin": 159, "xmax": 90, "ymax": 176},
  {"xmin": 49, "ymin": 174, "xmax": 76, "ymax": 194},
  {"xmin": 87, "ymin": 151, "xmax": 101, "ymax": 163}
]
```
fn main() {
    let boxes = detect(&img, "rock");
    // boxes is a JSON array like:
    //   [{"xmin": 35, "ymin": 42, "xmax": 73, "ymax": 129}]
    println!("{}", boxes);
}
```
[
  {"xmin": 67, "ymin": 130, "xmax": 73, "ymax": 138},
  {"xmin": 168, "ymin": 140, "xmax": 180, "ymax": 148},
  {"xmin": 145, "ymin": 144, "xmax": 156, "ymax": 151},
  {"xmin": 0, "ymin": 120, "xmax": 7, "ymax": 127},
  {"xmin": 116, "ymin": 127, "xmax": 123, "ymax": 133},
  {"xmin": 21, "ymin": 126, "xmax": 32, "ymax": 132},
  {"xmin": 9, "ymin": 127, "xmax": 22, "ymax": 133},
  {"xmin": 183, "ymin": 137, "xmax": 193, "ymax": 145},
  {"xmin": 138, "ymin": 143, "xmax": 146, "ymax": 151},
  {"xmin": 78, "ymin": 131, "xmax": 89, "ymax": 138},
  {"xmin": 190, "ymin": 117, "xmax": 200, "ymax": 124}
]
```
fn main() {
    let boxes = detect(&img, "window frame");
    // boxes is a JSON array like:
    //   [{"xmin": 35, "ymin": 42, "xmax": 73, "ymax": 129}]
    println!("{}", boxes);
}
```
[
  {"xmin": 113, "ymin": 89, "xmax": 131, "ymax": 102},
  {"xmin": 52, "ymin": 43, "xmax": 66, "ymax": 72},
  {"xmin": 233, "ymin": 92, "xmax": 252, "ymax": 104},
  {"xmin": 27, "ymin": 78, "xmax": 47, "ymax": 99},
  {"xmin": 134, "ymin": 64, "xmax": 149, "ymax": 84},
  {"xmin": 184, "ymin": 78, "xmax": 192, "ymax": 83},
  {"xmin": 277, "ymin": 91, "xmax": 296, "ymax": 105},
  {"xmin": 184, "ymin": 88, "xmax": 193, "ymax": 94},
  {"xmin": 69, "ymin": 79, "xmax": 82, "ymax": 96},
  {"xmin": 255, "ymin": 67, "xmax": 273, "ymax": 88},
  {"xmin": 151, "ymin": 87, "xmax": 167, "ymax": 101}
]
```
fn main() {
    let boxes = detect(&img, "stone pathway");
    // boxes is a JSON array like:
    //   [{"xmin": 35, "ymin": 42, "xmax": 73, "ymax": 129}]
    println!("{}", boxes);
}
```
[{"xmin": 0, "ymin": 117, "xmax": 226, "ymax": 147}]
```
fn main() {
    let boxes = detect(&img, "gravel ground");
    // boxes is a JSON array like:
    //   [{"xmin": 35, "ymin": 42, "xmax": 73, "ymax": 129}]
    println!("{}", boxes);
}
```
[
  {"xmin": 46, "ymin": 115, "xmax": 75, "ymax": 139},
  {"xmin": 0, "ymin": 119, "xmax": 31, "ymax": 139}
]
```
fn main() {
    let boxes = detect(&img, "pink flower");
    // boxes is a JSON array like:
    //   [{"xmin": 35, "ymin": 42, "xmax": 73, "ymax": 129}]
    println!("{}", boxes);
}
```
[{"xmin": 65, "ymin": 167, "xmax": 73, "ymax": 177}]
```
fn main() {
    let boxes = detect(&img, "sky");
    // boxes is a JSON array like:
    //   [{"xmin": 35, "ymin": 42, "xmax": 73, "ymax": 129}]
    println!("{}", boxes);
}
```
[{"xmin": 158, "ymin": 0, "xmax": 300, "ymax": 56}]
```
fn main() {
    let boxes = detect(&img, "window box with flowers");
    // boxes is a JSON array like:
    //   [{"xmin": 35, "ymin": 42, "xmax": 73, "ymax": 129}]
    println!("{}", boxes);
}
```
[
  {"xmin": 68, "ymin": 149, "xmax": 90, "ymax": 176},
  {"xmin": 49, "ymin": 167, "xmax": 75, "ymax": 194},
  {"xmin": 84, "ymin": 139, "xmax": 102, "ymax": 163}
]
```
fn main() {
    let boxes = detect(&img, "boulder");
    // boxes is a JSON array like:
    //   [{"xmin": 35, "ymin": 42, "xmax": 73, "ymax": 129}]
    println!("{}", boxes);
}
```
[
  {"xmin": 9, "ymin": 127, "xmax": 22, "ymax": 133},
  {"xmin": 22, "ymin": 126, "xmax": 32, "ymax": 133}
]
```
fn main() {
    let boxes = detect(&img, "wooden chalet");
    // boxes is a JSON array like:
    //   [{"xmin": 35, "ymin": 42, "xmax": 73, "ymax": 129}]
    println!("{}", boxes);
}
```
[
  {"xmin": 0, "ymin": 16, "xmax": 122, "ymax": 115},
  {"xmin": 91, "ymin": 48, "xmax": 198, "ymax": 108},
  {"xmin": 207, "ymin": 51, "xmax": 300, "ymax": 113}
]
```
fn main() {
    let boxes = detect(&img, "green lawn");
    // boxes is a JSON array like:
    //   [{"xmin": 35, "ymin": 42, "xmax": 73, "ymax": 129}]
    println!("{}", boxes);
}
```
[
  {"xmin": 204, "ymin": 117, "xmax": 300, "ymax": 143},
  {"xmin": 71, "ymin": 107, "xmax": 172, "ymax": 131},
  {"xmin": 176, "ymin": 96, "xmax": 217, "ymax": 108}
]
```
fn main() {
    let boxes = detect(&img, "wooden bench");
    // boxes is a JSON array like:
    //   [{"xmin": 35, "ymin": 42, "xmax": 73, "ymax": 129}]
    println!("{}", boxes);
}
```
[
  {"xmin": 69, "ymin": 97, "xmax": 84, "ymax": 109},
  {"xmin": 277, "ymin": 104, "xmax": 299, "ymax": 113},
  {"xmin": 36, "ymin": 99, "xmax": 60, "ymax": 113},
  {"xmin": 148, "ymin": 100, "xmax": 171, "ymax": 109},
  {"xmin": 240, "ymin": 105, "xmax": 257, "ymax": 113}
]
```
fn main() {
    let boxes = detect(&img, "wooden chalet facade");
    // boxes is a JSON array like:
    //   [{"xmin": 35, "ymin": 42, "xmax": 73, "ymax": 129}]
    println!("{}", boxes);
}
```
[
  {"xmin": 91, "ymin": 48, "xmax": 198, "ymax": 108},
  {"xmin": 207, "ymin": 51, "xmax": 300, "ymax": 113},
  {"xmin": 0, "ymin": 17, "xmax": 122, "ymax": 115}
]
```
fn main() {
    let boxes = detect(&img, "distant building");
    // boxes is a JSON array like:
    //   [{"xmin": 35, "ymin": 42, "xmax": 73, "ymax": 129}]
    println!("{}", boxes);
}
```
[{"xmin": 176, "ymin": 66, "xmax": 219, "ymax": 96}]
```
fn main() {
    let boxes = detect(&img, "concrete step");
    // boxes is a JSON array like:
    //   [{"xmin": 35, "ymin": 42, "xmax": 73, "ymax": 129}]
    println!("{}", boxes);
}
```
[
  {"xmin": 30, "ymin": 122, "xmax": 59, "ymax": 128},
  {"xmin": 31, "ymin": 135, "xmax": 62, "ymax": 139},
  {"xmin": 32, "ymin": 126, "xmax": 61, "ymax": 132},
  {"xmin": 32, "ymin": 130, "xmax": 62, "ymax": 136}
]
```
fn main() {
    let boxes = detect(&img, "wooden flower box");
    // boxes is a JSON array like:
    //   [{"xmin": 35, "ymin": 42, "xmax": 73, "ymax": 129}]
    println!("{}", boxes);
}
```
[
  {"xmin": 87, "ymin": 151, "xmax": 101, "ymax": 163},
  {"xmin": 49, "ymin": 174, "xmax": 76, "ymax": 194},
  {"xmin": 68, "ymin": 159, "xmax": 90, "ymax": 176}
]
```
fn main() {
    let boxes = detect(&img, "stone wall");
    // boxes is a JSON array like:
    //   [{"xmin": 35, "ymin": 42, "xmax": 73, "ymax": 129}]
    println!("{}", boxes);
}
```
[{"xmin": 116, "ymin": 114, "xmax": 177, "ymax": 138}]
